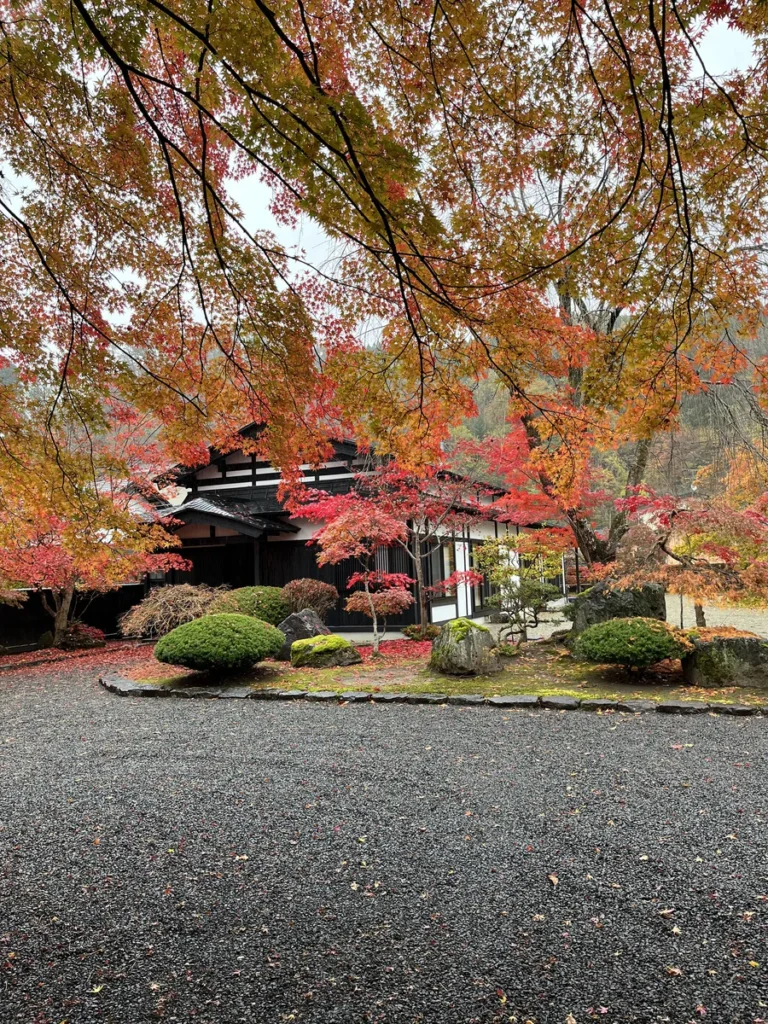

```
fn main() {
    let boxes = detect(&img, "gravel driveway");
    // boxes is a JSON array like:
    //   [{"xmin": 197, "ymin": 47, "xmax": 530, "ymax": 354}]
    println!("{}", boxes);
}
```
[{"xmin": 1, "ymin": 667, "xmax": 767, "ymax": 1024}]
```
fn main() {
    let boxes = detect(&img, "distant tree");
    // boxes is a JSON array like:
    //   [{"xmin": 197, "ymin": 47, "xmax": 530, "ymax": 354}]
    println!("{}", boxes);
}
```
[
  {"xmin": 602, "ymin": 489, "xmax": 768, "ymax": 619},
  {"xmin": 473, "ymin": 532, "xmax": 571, "ymax": 644}
]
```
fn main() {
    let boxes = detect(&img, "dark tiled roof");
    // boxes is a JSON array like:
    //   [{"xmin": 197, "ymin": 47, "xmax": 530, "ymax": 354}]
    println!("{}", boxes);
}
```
[{"xmin": 158, "ymin": 496, "xmax": 299, "ymax": 536}]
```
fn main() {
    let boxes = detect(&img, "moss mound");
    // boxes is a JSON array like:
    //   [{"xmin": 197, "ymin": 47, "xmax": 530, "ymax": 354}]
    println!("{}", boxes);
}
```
[
  {"xmin": 210, "ymin": 586, "xmax": 290, "ymax": 625},
  {"xmin": 447, "ymin": 617, "xmax": 489, "ymax": 642},
  {"xmin": 290, "ymin": 634, "xmax": 362, "ymax": 668},
  {"xmin": 574, "ymin": 616, "xmax": 688, "ymax": 670},
  {"xmin": 154, "ymin": 614, "xmax": 285, "ymax": 673}
]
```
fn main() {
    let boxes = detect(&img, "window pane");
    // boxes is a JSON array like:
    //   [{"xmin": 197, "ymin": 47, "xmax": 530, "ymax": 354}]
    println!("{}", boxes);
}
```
[{"xmin": 443, "ymin": 542, "xmax": 456, "ymax": 595}]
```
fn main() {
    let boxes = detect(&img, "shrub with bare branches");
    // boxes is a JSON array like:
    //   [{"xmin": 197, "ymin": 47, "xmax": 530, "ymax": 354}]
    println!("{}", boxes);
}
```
[
  {"xmin": 281, "ymin": 578, "xmax": 339, "ymax": 621},
  {"xmin": 120, "ymin": 584, "xmax": 226, "ymax": 639}
]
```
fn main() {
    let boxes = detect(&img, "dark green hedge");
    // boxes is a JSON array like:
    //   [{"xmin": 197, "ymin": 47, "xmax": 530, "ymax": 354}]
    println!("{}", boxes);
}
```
[
  {"xmin": 154, "ymin": 613, "xmax": 285, "ymax": 672},
  {"xmin": 574, "ymin": 616, "xmax": 686, "ymax": 669},
  {"xmin": 210, "ymin": 586, "xmax": 290, "ymax": 625}
]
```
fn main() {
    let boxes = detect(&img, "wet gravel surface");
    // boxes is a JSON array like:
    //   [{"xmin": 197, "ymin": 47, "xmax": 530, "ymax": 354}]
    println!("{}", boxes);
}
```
[{"xmin": 1, "ymin": 667, "xmax": 768, "ymax": 1023}]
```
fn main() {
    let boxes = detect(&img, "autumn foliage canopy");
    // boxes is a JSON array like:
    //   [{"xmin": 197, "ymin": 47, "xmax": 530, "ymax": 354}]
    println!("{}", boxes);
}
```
[{"xmin": 3, "ymin": 2, "xmax": 768, "ymax": 606}]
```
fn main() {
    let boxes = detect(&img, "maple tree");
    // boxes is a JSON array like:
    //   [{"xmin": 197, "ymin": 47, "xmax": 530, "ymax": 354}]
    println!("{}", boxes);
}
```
[
  {"xmin": 0, "ymin": 406, "xmax": 188, "ymax": 644},
  {"xmin": 1, "ymin": 0, "xmax": 768, "ymax": 528},
  {"xmin": 600, "ymin": 488, "xmax": 768, "ymax": 614},
  {"xmin": 295, "ymin": 459, "xmax": 485, "ymax": 626},
  {"xmin": 345, "ymin": 572, "xmax": 415, "ymax": 646},
  {"xmin": 303, "ymin": 494, "xmax": 411, "ymax": 651}
]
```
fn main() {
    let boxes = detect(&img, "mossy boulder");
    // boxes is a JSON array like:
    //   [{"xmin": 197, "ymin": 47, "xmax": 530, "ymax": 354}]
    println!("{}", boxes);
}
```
[
  {"xmin": 154, "ymin": 614, "xmax": 285, "ymax": 673},
  {"xmin": 276, "ymin": 609, "xmax": 330, "ymax": 661},
  {"xmin": 429, "ymin": 618, "xmax": 502, "ymax": 676},
  {"xmin": 290, "ymin": 634, "xmax": 363, "ymax": 668},
  {"xmin": 682, "ymin": 633, "xmax": 768, "ymax": 687},
  {"xmin": 570, "ymin": 581, "xmax": 666, "ymax": 636}
]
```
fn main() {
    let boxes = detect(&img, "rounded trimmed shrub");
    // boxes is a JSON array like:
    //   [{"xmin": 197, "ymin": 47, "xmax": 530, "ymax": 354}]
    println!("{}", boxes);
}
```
[
  {"xmin": 210, "ymin": 586, "xmax": 290, "ymax": 625},
  {"xmin": 281, "ymin": 578, "xmax": 339, "ymax": 620},
  {"xmin": 574, "ymin": 616, "xmax": 688, "ymax": 669},
  {"xmin": 154, "ymin": 614, "xmax": 285, "ymax": 673}
]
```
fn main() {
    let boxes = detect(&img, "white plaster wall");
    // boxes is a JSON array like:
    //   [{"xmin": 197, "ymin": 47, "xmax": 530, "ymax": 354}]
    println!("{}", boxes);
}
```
[
  {"xmin": 455, "ymin": 540, "xmax": 470, "ymax": 617},
  {"xmin": 431, "ymin": 602, "xmax": 458, "ymax": 623},
  {"xmin": 268, "ymin": 517, "xmax": 321, "ymax": 542}
]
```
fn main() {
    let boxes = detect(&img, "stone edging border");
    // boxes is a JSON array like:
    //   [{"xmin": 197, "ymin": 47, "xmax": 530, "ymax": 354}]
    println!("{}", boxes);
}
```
[{"xmin": 99, "ymin": 674, "xmax": 767, "ymax": 716}]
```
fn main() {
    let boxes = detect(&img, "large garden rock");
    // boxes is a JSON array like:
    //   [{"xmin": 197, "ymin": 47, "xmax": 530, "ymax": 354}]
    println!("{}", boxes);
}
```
[
  {"xmin": 429, "ymin": 618, "xmax": 502, "ymax": 676},
  {"xmin": 290, "ymin": 634, "xmax": 362, "ymax": 669},
  {"xmin": 682, "ymin": 634, "xmax": 768, "ymax": 687},
  {"xmin": 276, "ymin": 608, "xmax": 330, "ymax": 661},
  {"xmin": 570, "ymin": 581, "xmax": 666, "ymax": 635}
]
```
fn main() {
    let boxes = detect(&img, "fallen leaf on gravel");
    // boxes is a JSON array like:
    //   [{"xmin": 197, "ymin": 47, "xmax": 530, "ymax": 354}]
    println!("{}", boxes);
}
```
[
  {"xmin": 88, "ymin": 985, "xmax": 103, "ymax": 994},
  {"xmin": 565, "ymin": 1014, "xmax": 577, "ymax": 1024},
  {"xmin": 547, "ymin": 873, "xmax": 559, "ymax": 886},
  {"xmin": 666, "ymin": 966, "xmax": 682, "ymax": 976},
  {"xmin": 672, "ymin": 925, "xmax": 682, "ymax": 936},
  {"xmin": 659, "ymin": 908, "xmax": 675, "ymax": 918}
]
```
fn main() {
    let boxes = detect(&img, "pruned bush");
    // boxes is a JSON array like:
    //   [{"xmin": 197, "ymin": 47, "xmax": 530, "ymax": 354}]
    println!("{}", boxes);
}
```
[
  {"xmin": 58, "ymin": 622, "xmax": 106, "ymax": 650},
  {"xmin": 401, "ymin": 623, "xmax": 440, "ymax": 641},
  {"xmin": 120, "ymin": 584, "xmax": 224, "ymax": 638},
  {"xmin": 210, "ymin": 586, "xmax": 290, "ymax": 625},
  {"xmin": 574, "ymin": 617, "xmax": 689, "ymax": 669},
  {"xmin": 154, "ymin": 614, "xmax": 285, "ymax": 673},
  {"xmin": 281, "ymin": 578, "xmax": 339, "ymax": 620}
]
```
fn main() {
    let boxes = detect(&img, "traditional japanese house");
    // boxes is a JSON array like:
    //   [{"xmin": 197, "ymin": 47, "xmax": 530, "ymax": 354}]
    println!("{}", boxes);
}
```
[{"xmin": 158, "ymin": 426, "xmax": 509, "ymax": 631}]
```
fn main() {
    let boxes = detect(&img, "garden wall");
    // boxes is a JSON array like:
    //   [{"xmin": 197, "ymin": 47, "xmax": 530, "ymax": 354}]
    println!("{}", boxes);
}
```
[{"xmin": 0, "ymin": 585, "xmax": 147, "ymax": 652}]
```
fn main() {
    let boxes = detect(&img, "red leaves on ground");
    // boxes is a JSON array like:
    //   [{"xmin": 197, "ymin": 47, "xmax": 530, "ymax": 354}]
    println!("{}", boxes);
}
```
[{"xmin": 357, "ymin": 639, "xmax": 432, "ymax": 662}]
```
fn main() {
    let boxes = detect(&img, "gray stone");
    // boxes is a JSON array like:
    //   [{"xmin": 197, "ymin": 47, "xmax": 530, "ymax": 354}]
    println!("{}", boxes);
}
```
[
  {"xmin": 447, "ymin": 694, "xmax": 486, "ymax": 706},
  {"xmin": 103, "ymin": 678, "xmax": 156, "ymax": 698},
  {"xmin": 682, "ymin": 635, "xmax": 768, "ymax": 688},
  {"xmin": 487, "ymin": 695, "xmax": 539, "ymax": 708},
  {"xmin": 656, "ymin": 700, "xmax": 709, "ymax": 714},
  {"xmin": 541, "ymin": 695, "xmax": 580, "ymax": 710},
  {"xmin": 429, "ymin": 619, "xmax": 502, "ymax": 676},
  {"xmin": 275, "ymin": 609, "xmax": 330, "ymax": 661},
  {"xmin": 579, "ymin": 698, "xmax": 618, "ymax": 711},
  {"xmin": 709, "ymin": 703, "xmax": 755, "ymax": 716},
  {"xmin": 570, "ymin": 581, "xmax": 666, "ymax": 635},
  {"xmin": 277, "ymin": 690, "xmax": 307, "ymax": 700},
  {"xmin": 218, "ymin": 687, "xmax": 252, "ymax": 699},
  {"xmin": 170, "ymin": 686, "xmax": 222, "ymax": 698},
  {"xmin": 250, "ymin": 689, "xmax": 283, "ymax": 700},
  {"xmin": 304, "ymin": 690, "xmax": 338, "ymax": 702},
  {"xmin": 617, "ymin": 699, "xmax": 657, "ymax": 713},
  {"xmin": 370, "ymin": 692, "xmax": 403, "ymax": 703},
  {"xmin": 405, "ymin": 693, "xmax": 448, "ymax": 705},
  {"xmin": 339, "ymin": 691, "xmax": 371, "ymax": 703}
]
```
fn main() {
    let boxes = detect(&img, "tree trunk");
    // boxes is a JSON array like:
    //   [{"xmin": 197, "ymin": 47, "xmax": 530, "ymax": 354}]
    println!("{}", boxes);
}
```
[
  {"xmin": 694, "ymin": 603, "xmax": 706, "ymax": 628},
  {"xmin": 364, "ymin": 578, "xmax": 380, "ymax": 654},
  {"xmin": 51, "ymin": 585, "xmax": 75, "ymax": 646},
  {"xmin": 412, "ymin": 531, "xmax": 429, "ymax": 626}
]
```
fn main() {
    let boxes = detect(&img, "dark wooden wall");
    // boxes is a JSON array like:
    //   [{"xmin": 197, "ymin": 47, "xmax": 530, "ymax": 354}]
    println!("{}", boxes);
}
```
[
  {"xmin": 0, "ymin": 585, "xmax": 147, "ymax": 651},
  {"xmin": 261, "ymin": 541, "xmax": 417, "ymax": 630}
]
